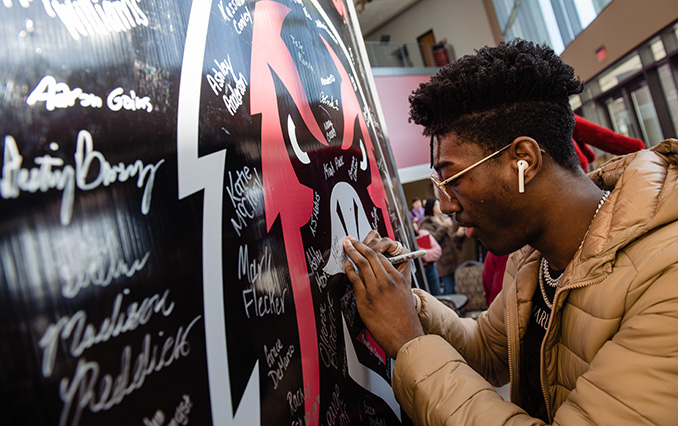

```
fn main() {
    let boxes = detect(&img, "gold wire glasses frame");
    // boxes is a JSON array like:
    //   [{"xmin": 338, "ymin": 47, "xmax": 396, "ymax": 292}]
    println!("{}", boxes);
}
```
[{"xmin": 430, "ymin": 143, "xmax": 512, "ymax": 201}]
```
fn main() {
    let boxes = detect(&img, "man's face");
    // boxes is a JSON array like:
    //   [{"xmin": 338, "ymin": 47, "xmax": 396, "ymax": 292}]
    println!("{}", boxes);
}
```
[
  {"xmin": 413, "ymin": 200, "xmax": 422, "ymax": 210},
  {"xmin": 432, "ymin": 133, "xmax": 528, "ymax": 255}
]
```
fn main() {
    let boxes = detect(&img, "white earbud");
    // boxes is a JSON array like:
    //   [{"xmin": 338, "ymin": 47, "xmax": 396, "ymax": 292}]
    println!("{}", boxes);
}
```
[{"xmin": 517, "ymin": 160, "xmax": 529, "ymax": 193}]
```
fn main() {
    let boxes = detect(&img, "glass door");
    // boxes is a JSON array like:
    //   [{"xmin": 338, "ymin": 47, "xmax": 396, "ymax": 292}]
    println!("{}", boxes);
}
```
[
  {"xmin": 629, "ymin": 81, "xmax": 664, "ymax": 146},
  {"xmin": 604, "ymin": 79, "xmax": 665, "ymax": 147},
  {"xmin": 605, "ymin": 91, "xmax": 642, "ymax": 140}
]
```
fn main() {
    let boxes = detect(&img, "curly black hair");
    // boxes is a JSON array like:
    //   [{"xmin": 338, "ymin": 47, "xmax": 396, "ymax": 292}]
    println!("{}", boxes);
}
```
[{"xmin": 409, "ymin": 39, "xmax": 584, "ymax": 170}]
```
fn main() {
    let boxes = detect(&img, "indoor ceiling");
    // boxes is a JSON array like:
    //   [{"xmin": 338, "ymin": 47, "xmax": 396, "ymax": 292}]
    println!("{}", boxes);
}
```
[{"xmin": 353, "ymin": 0, "xmax": 421, "ymax": 37}]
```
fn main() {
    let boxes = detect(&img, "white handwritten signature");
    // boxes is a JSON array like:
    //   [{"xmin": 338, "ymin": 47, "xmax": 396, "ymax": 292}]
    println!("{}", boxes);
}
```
[
  {"xmin": 60, "ymin": 251, "xmax": 151, "ymax": 299},
  {"xmin": 39, "ymin": 0, "xmax": 149, "ymax": 41},
  {"xmin": 226, "ymin": 165, "xmax": 262, "ymax": 236},
  {"xmin": 238, "ymin": 244, "xmax": 272, "ymax": 284},
  {"xmin": 38, "ymin": 288, "xmax": 175, "ymax": 377},
  {"xmin": 27, "ymin": 75, "xmax": 153, "ymax": 113},
  {"xmin": 1, "ymin": 131, "xmax": 164, "ymax": 225},
  {"xmin": 56, "ymin": 315, "xmax": 201, "ymax": 426}
]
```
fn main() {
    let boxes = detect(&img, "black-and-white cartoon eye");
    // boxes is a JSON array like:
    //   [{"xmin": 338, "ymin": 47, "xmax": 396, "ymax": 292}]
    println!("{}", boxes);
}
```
[{"xmin": 287, "ymin": 114, "xmax": 311, "ymax": 165}]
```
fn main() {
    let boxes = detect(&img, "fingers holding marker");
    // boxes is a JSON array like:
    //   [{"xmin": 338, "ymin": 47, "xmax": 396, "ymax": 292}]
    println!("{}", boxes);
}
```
[
  {"xmin": 343, "ymin": 235, "xmax": 415, "ymax": 287},
  {"xmin": 362, "ymin": 229, "xmax": 381, "ymax": 246},
  {"xmin": 342, "ymin": 235, "xmax": 422, "ymax": 358},
  {"xmin": 363, "ymin": 235, "xmax": 404, "ymax": 258},
  {"xmin": 343, "ymin": 234, "xmax": 419, "ymax": 266},
  {"xmin": 362, "ymin": 232, "xmax": 406, "ymax": 262},
  {"xmin": 343, "ymin": 236, "xmax": 374, "ymax": 283},
  {"xmin": 343, "ymin": 252, "xmax": 364, "ymax": 296},
  {"xmin": 343, "ymin": 235, "xmax": 396, "ymax": 284},
  {"xmin": 388, "ymin": 249, "xmax": 426, "ymax": 265}
]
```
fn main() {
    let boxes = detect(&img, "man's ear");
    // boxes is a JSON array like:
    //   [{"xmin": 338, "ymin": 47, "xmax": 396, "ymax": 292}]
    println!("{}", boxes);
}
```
[{"xmin": 509, "ymin": 136, "xmax": 542, "ymax": 192}]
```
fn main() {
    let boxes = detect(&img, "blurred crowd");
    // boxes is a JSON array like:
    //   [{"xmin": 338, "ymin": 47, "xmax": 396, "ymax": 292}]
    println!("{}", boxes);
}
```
[{"xmin": 409, "ymin": 197, "xmax": 487, "ymax": 298}]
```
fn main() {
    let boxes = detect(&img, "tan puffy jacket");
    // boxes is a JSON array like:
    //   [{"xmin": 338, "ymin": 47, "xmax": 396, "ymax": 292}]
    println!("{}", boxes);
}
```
[{"xmin": 392, "ymin": 139, "xmax": 678, "ymax": 425}]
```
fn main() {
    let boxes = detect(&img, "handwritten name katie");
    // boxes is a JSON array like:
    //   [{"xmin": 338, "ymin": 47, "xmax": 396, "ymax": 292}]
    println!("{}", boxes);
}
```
[{"xmin": 1, "ymin": 131, "xmax": 164, "ymax": 225}]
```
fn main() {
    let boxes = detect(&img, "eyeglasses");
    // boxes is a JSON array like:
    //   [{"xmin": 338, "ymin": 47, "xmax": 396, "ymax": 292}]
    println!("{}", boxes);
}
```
[{"xmin": 430, "ymin": 143, "xmax": 512, "ymax": 201}]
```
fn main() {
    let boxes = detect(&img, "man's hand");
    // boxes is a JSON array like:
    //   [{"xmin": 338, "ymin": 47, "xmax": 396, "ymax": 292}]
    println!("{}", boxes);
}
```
[{"xmin": 343, "ymin": 232, "xmax": 424, "ymax": 359}]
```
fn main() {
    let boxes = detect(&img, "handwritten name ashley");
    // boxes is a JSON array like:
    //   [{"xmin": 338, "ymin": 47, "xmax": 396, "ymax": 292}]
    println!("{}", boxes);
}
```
[
  {"xmin": 306, "ymin": 246, "xmax": 328, "ymax": 293},
  {"xmin": 0, "ymin": 130, "xmax": 164, "ymax": 225},
  {"xmin": 206, "ymin": 54, "xmax": 248, "ymax": 117}
]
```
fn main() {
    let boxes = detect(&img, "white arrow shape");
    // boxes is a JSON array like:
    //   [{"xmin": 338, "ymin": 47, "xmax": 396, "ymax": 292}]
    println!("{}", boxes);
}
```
[
  {"xmin": 342, "ymin": 314, "xmax": 401, "ymax": 421},
  {"xmin": 177, "ymin": 0, "xmax": 260, "ymax": 424}
]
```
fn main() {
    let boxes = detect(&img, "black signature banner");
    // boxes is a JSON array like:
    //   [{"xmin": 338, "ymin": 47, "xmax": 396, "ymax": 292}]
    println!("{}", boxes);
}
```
[{"xmin": 0, "ymin": 0, "xmax": 419, "ymax": 424}]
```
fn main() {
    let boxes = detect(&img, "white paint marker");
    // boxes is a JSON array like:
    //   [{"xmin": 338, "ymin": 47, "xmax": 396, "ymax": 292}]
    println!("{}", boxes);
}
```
[{"xmin": 388, "ymin": 249, "xmax": 427, "ymax": 265}]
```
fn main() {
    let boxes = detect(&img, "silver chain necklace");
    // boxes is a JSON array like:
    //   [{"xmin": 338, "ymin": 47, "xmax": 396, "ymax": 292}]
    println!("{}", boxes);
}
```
[
  {"xmin": 539, "ymin": 190, "xmax": 611, "ymax": 310},
  {"xmin": 538, "ymin": 258, "xmax": 557, "ymax": 309}
]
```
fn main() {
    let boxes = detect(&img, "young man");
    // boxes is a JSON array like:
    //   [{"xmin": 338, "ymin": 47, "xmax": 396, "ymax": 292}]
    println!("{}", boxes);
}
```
[{"xmin": 343, "ymin": 39, "xmax": 678, "ymax": 424}]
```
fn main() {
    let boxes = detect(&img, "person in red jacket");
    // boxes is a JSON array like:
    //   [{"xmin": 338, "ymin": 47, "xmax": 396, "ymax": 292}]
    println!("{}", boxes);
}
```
[{"xmin": 482, "ymin": 251, "xmax": 508, "ymax": 306}]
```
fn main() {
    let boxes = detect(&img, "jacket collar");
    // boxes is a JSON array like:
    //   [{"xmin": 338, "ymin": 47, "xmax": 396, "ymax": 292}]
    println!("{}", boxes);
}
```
[
  {"xmin": 572, "ymin": 139, "xmax": 678, "ymax": 281},
  {"xmin": 511, "ymin": 139, "xmax": 678, "ymax": 288}
]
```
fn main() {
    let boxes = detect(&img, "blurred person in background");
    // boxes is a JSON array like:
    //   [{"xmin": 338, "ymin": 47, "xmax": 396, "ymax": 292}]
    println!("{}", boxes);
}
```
[
  {"xmin": 409, "ymin": 197, "xmax": 425, "ymax": 232},
  {"xmin": 416, "ymin": 228, "xmax": 442, "ymax": 296},
  {"xmin": 418, "ymin": 197, "xmax": 460, "ymax": 294}
]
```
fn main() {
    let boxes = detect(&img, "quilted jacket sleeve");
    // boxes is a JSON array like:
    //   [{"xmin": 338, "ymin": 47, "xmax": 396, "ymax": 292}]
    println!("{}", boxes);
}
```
[
  {"xmin": 392, "ymin": 335, "xmax": 539, "ymax": 425},
  {"xmin": 391, "ymin": 290, "xmax": 541, "ymax": 425},
  {"xmin": 412, "ymin": 289, "xmax": 509, "ymax": 385}
]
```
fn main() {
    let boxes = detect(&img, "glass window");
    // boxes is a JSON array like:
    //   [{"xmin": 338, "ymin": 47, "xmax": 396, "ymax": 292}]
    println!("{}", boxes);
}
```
[
  {"xmin": 546, "ymin": 0, "xmax": 577, "ymax": 49},
  {"xmin": 492, "ymin": 0, "xmax": 614, "ymax": 53},
  {"xmin": 537, "ymin": 0, "xmax": 565, "ymax": 53},
  {"xmin": 650, "ymin": 37, "xmax": 666, "ymax": 61},
  {"xmin": 658, "ymin": 63, "xmax": 678, "ymax": 138},
  {"xmin": 597, "ymin": 54, "xmax": 642, "ymax": 92},
  {"xmin": 631, "ymin": 83, "xmax": 664, "ymax": 145},
  {"xmin": 593, "ymin": 0, "xmax": 613, "ymax": 13},
  {"xmin": 506, "ymin": 0, "xmax": 551, "ymax": 47},
  {"xmin": 493, "ymin": 0, "xmax": 515, "ymax": 31},
  {"xmin": 606, "ymin": 95, "xmax": 640, "ymax": 139},
  {"xmin": 574, "ymin": 0, "xmax": 597, "ymax": 28}
]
